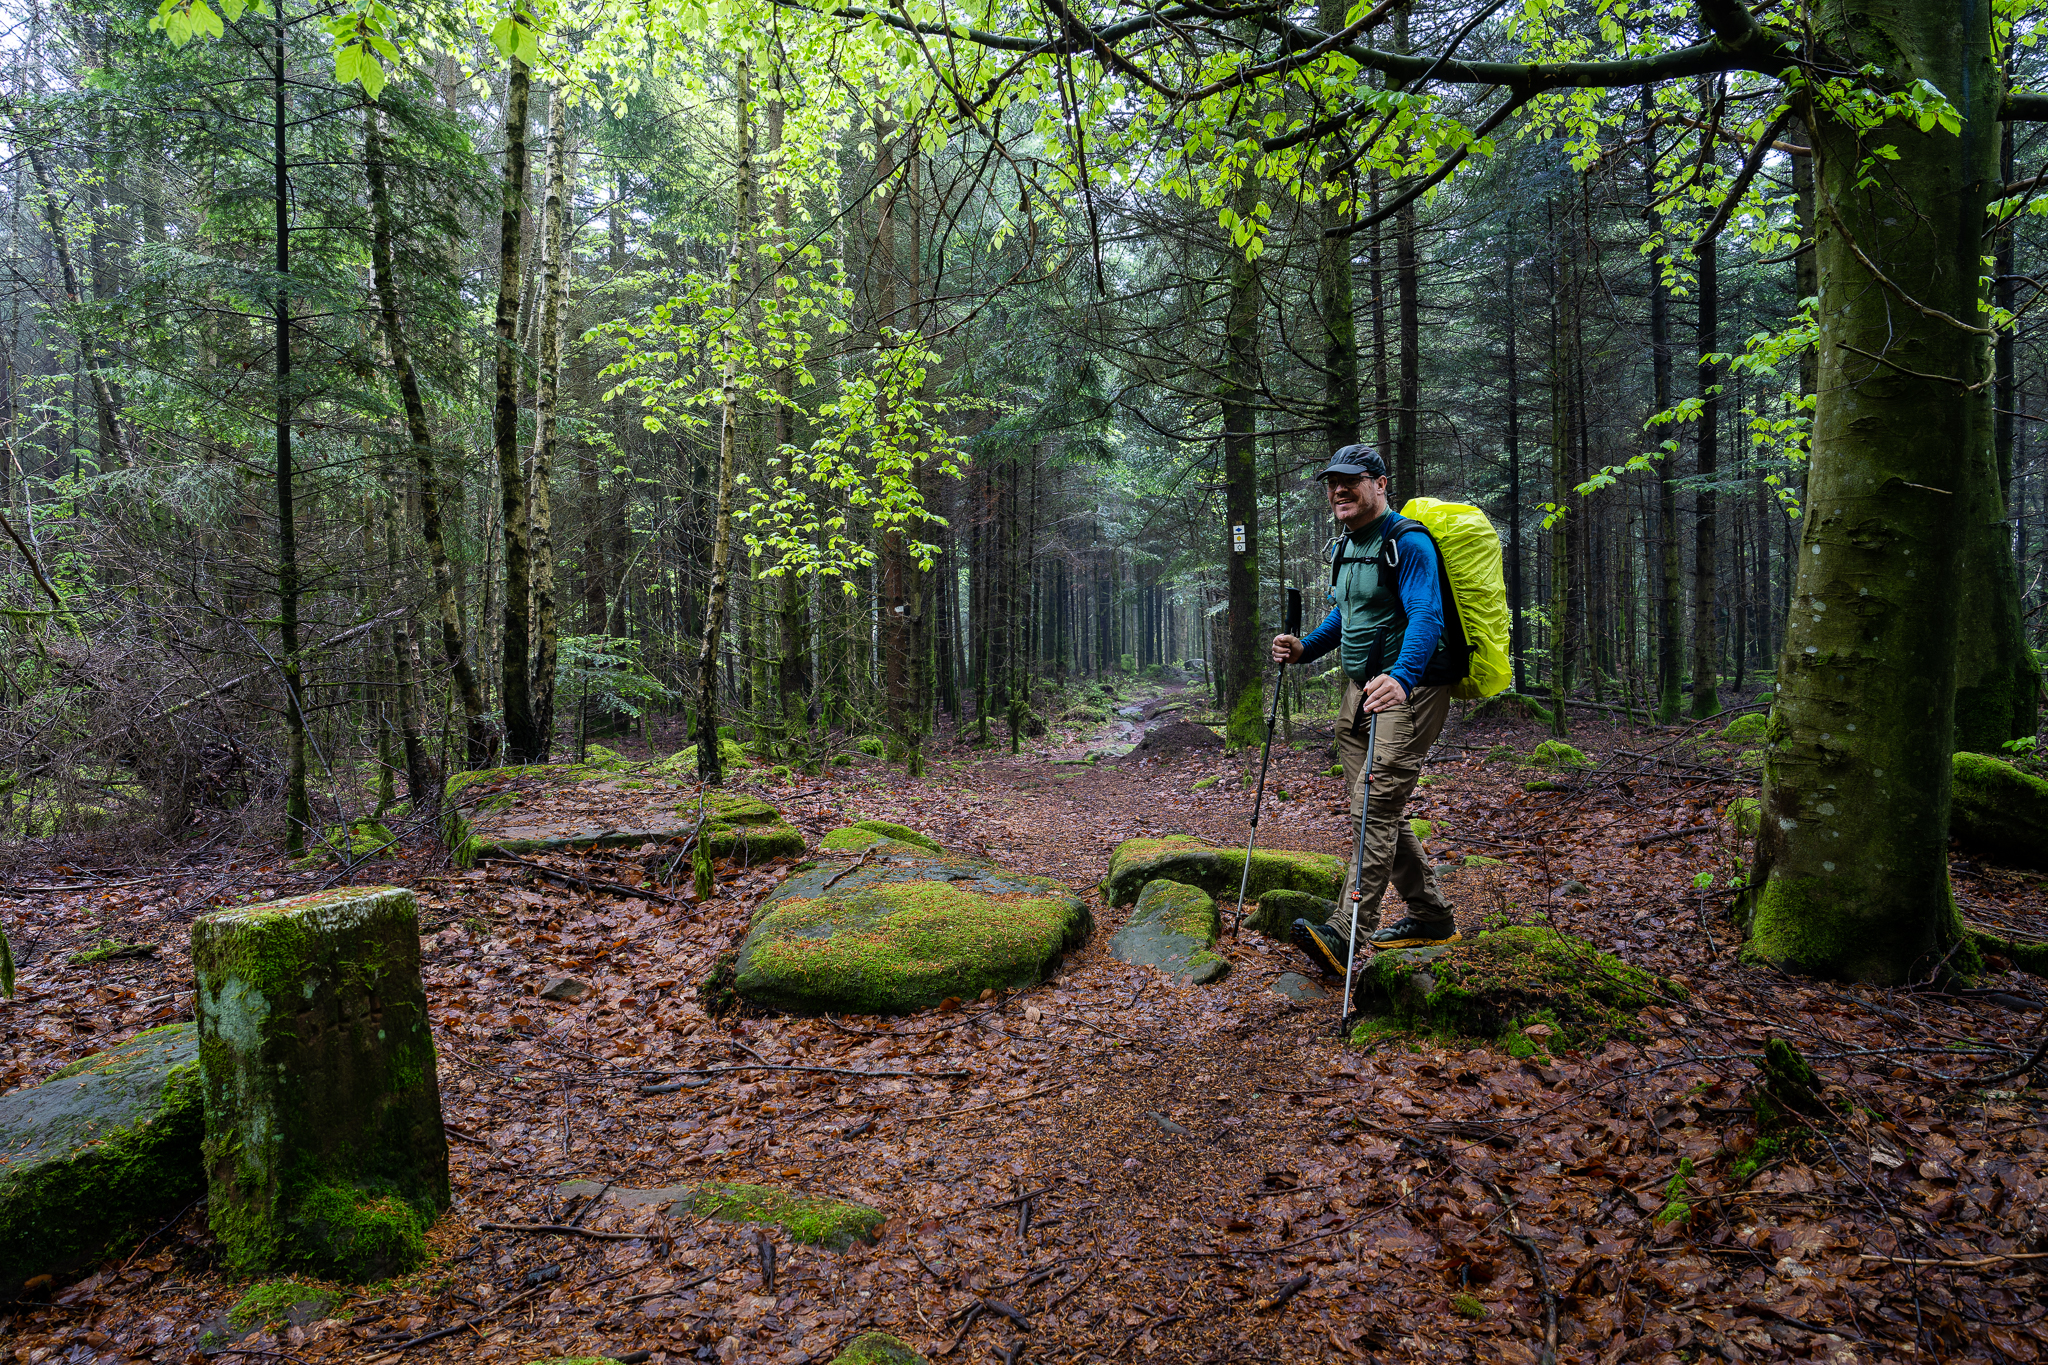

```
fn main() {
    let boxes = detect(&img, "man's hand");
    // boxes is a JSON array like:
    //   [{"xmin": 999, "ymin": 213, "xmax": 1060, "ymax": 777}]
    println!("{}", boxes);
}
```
[
  {"xmin": 1271, "ymin": 634, "xmax": 1304, "ymax": 665},
  {"xmin": 1359, "ymin": 672, "xmax": 1408, "ymax": 714}
]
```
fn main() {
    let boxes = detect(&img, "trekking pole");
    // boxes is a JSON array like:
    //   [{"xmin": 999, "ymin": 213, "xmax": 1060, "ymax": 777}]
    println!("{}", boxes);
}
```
[
  {"xmin": 1229, "ymin": 588, "xmax": 1301, "ymax": 939},
  {"xmin": 1337, "ymin": 707, "xmax": 1379, "ymax": 1037}
]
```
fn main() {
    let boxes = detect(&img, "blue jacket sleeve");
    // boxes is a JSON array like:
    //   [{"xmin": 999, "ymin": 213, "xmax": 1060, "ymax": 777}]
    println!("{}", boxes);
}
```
[
  {"xmin": 1388, "ymin": 530, "xmax": 1444, "ymax": 694},
  {"xmin": 1297, "ymin": 605, "xmax": 1342, "ymax": 664}
]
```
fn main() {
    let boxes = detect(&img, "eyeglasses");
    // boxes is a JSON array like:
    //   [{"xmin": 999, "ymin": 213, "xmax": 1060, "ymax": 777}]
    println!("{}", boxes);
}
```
[{"xmin": 1324, "ymin": 474, "xmax": 1373, "ymax": 490}]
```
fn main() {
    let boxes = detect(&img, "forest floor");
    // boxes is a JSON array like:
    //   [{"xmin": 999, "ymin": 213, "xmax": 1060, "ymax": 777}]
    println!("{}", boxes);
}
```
[{"xmin": 4, "ymin": 682, "xmax": 2047, "ymax": 1365}]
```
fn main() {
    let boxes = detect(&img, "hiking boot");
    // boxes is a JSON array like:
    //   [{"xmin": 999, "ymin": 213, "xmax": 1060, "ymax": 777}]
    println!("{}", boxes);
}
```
[
  {"xmin": 1291, "ymin": 919, "xmax": 1351, "ymax": 979},
  {"xmin": 1366, "ymin": 915, "xmax": 1461, "ymax": 949}
]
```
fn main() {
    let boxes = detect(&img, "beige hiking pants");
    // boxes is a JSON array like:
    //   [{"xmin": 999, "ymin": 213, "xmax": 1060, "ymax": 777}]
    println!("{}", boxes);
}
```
[{"xmin": 1335, "ymin": 679, "xmax": 1452, "ymax": 934}]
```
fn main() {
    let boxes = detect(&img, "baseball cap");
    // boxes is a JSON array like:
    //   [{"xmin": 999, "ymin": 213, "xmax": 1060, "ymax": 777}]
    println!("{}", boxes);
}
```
[{"xmin": 1315, "ymin": 444, "xmax": 1386, "ymax": 480}]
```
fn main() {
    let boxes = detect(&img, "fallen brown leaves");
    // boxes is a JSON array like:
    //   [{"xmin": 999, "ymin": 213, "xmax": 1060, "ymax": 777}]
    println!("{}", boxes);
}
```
[{"xmin": 1, "ymin": 693, "xmax": 2044, "ymax": 1364}]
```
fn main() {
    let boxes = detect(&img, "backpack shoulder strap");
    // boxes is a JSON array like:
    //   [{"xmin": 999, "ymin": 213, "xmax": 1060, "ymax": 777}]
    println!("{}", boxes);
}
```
[{"xmin": 1375, "ymin": 514, "xmax": 1429, "ymax": 571}]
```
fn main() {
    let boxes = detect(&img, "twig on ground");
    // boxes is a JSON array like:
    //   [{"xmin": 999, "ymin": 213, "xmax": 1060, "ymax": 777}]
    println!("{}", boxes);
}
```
[{"xmin": 474, "ymin": 1221, "xmax": 648, "ymax": 1241}]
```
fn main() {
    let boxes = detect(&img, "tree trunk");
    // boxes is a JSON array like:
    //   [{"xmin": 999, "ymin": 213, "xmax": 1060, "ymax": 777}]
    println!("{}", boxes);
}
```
[
  {"xmin": 695, "ymin": 54, "xmax": 752, "ymax": 784},
  {"xmin": 1504, "ymin": 226, "xmax": 1525, "ymax": 694},
  {"xmin": 528, "ymin": 84, "xmax": 570, "ymax": 761},
  {"xmin": 1647, "ymin": 94, "xmax": 1682, "ymax": 724},
  {"xmin": 1747, "ymin": 0, "xmax": 1998, "ymax": 982},
  {"xmin": 1691, "ymin": 232, "xmax": 1722, "ymax": 719},
  {"xmin": 495, "ymin": 55, "xmax": 537, "ymax": 762},
  {"xmin": 1316, "ymin": 0, "xmax": 1359, "ymax": 451},
  {"xmin": 365, "ymin": 108, "xmax": 488, "ymax": 768},
  {"xmin": 271, "ymin": 18, "xmax": 309, "ymax": 855},
  {"xmin": 1220, "ymin": 173, "xmax": 1263, "ymax": 746},
  {"xmin": 1392, "ymin": 3, "xmax": 1420, "ymax": 497}
]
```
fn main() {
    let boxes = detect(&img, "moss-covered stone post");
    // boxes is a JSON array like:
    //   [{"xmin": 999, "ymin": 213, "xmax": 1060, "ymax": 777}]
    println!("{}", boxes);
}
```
[
  {"xmin": 192, "ymin": 885, "xmax": 449, "ymax": 1280},
  {"xmin": 1746, "ymin": 0, "xmax": 1996, "ymax": 982}
]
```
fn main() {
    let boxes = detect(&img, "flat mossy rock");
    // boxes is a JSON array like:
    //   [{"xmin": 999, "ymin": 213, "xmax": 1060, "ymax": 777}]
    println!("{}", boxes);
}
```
[
  {"xmin": 1354, "ymin": 926, "xmax": 1677, "ymax": 1043},
  {"xmin": 0, "ymin": 1023, "xmax": 203, "ymax": 1299},
  {"xmin": 832, "ymin": 1333, "xmax": 929, "ymax": 1365},
  {"xmin": 443, "ymin": 761, "xmax": 802, "ymax": 872},
  {"xmin": 685, "ymin": 1181, "xmax": 886, "ymax": 1251},
  {"xmin": 1109, "ymin": 880, "xmax": 1228, "ymax": 984},
  {"xmin": 1102, "ymin": 835, "xmax": 1343, "ymax": 907},
  {"xmin": 230, "ymin": 1280, "xmax": 342, "ymax": 1330},
  {"xmin": 733, "ymin": 855, "xmax": 1090, "ymax": 1015},
  {"xmin": 1243, "ymin": 888, "xmax": 1336, "ymax": 939},
  {"xmin": 1951, "ymin": 752, "xmax": 2048, "ymax": 869},
  {"xmin": 820, "ymin": 820, "xmax": 944, "ymax": 856}
]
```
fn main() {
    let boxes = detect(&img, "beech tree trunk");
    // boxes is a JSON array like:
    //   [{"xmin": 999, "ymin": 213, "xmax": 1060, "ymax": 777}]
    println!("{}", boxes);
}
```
[
  {"xmin": 1220, "ymin": 171, "xmax": 1263, "ymax": 747},
  {"xmin": 1692, "ymin": 231, "xmax": 1722, "ymax": 719},
  {"xmin": 495, "ymin": 56, "xmax": 537, "ymax": 763},
  {"xmin": 1315, "ymin": 0, "xmax": 1359, "ymax": 452},
  {"xmin": 1747, "ymin": 0, "xmax": 1998, "ymax": 982},
  {"xmin": 529, "ymin": 85, "xmax": 570, "ymax": 761}
]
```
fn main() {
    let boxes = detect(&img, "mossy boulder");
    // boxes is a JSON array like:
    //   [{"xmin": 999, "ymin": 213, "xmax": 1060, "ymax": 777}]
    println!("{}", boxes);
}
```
[
  {"xmin": 294, "ymin": 819, "xmax": 397, "ymax": 869},
  {"xmin": 733, "ymin": 854, "xmax": 1091, "ymax": 1015},
  {"xmin": 686, "ymin": 792, "xmax": 807, "ymax": 866},
  {"xmin": 1243, "ymin": 888, "xmax": 1336, "ymax": 938},
  {"xmin": 683, "ymin": 1181, "xmax": 886, "ymax": 1251},
  {"xmin": 1101, "ymin": 835, "xmax": 1343, "ymax": 907},
  {"xmin": 0, "ymin": 1023, "xmax": 203, "ymax": 1300},
  {"xmin": 819, "ymin": 827, "xmax": 930, "ymax": 857},
  {"xmin": 825, "ymin": 820, "xmax": 943, "ymax": 855},
  {"xmin": 832, "ymin": 1333, "xmax": 928, "ymax": 1365},
  {"xmin": 1062, "ymin": 707, "xmax": 1108, "ymax": 724},
  {"xmin": 659, "ymin": 736, "xmax": 750, "ymax": 775},
  {"xmin": 444, "ymin": 764, "xmax": 801, "ymax": 870},
  {"xmin": 1720, "ymin": 712, "xmax": 1770, "ymax": 744},
  {"xmin": 1353, "ymin": 926, "xmax": 1676, "ymax": 1043},
  {"xmin": 1724, "ymin": 796, "xmax": 1762, "ymax": 839},
  {"xmin": 192, "ymin": 886, "xmax": 448, "ymax": 1281},
  {"xmin": 1109, "ymin": 880, "xmax": 1229, "ymax": 984},
  {"xmin": 1951, "ymin": 752, "xmax": 2048, "ymax": 869},
  {"xmin": 1525, "ymin": 740, "xmax": 1592, "ymax": 771}
]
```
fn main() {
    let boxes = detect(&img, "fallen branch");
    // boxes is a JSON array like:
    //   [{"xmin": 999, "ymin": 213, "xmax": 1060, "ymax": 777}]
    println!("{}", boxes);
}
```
[
  {"xmin": 1633, "ymin": 824, "xmax": 1720, "ymax": 847},
  {"xmin": 652, "ymin": 1063, "xmax": 969, "ymax": 1081},
  {"xmin": 1255, "ymin": 1272, "xmax": 1311, "ymax": 1313},
  {"xmin": 1858, "ymin": 1250, "xmax": 2048, "ymax": 1268}
]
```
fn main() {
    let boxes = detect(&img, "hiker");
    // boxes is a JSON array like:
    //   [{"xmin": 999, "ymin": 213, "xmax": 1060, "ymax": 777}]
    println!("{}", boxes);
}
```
[{"xmin": 1269, "ymin": 444, "xmax": 1462, "ymax": 976}]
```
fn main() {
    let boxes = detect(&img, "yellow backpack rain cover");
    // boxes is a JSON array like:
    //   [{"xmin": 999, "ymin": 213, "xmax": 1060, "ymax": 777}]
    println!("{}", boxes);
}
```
[{"xmin": 1399, "ymin": 497, "xmax": 1513, "ymax": 701}]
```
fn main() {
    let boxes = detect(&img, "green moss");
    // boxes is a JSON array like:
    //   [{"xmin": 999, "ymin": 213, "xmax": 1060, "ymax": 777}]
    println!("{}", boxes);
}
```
[
  {"xmin": 820, "ymin": 827, "xmax": 927, "ymax": 856},
  {"xmin": 1450, "ymin": 1293, "xmax": 1489, "ymax": 1320},
  {"xmin": 738, "ymin": 879, "xmax": 1086, "ymax": 1015},
  {"xmin": 0, "ymin": 1024, "xmax": 204, "ymax": 1291},
  {"xmin": 1462, "ymin": 854, "xmax": 1502, "ymax": 868},
  {"xmin": 1101, "ymin": 835, "xmax": 1343, "ymax": 906},
  {"xmin": 1521, "ymin": 780, "xmax": 1566, "ymax": 793},
  {"xmin": 580, "ymin": 743, "xmax": 631, "ymax": 770},
  {"xmin": 68, "ymin": 937, "xmax": 154, "ymax": 965},
  {"xmin": 1192, "ymin": 775, "xmax": 1219, "ymax": 791},
  {"xmin": 1409, "ymin": 818, "xmax": 1434, "ymax": 842},
  {"xmin": 847, "ymin": 820, "xmax": 943, "ymax": 854},
  {"xmin": 856, "ymin": 736, "xmax": 886, "ymax": 758},
  {"xmin": 1951, "ymin": 751, "xmax": 2048, "ymax": 868},
  {"xmin": 230, "ymin": 1280, "xmax": 337, "ymax": 1329},
  {"xmin": 1063, "ymin": 707, "xmax": 1108, "ymax": 724},
  {"xmin": 1224, "ymin": 684, "xmax": 1265, "ymax": 749},
  {"xmin": 1968, "ymin": 928, "xmax": 2048, "ymax": 978},
  {"xmin": 1354, "ymin": 926, "xmax": 1673, "ymax": 1044},
  {"xmin": 1723, "ymin": 797, "xmax": 1762, "ymax": 839},
  {"xmin": 684, "ymin": 1182, "xmax": 884, "ymax": 1251},
  {"xmin": 526, "ymin": 1358, "xmax": 625, "ymax": 1364},
  {"xmin": 1525, "ymin": 740, "xmax": 1592, "ymax": 771},
  {"xmin": 661, "ymin": 737, "xmax": 750, "ymax": 774},
  {"xmin": 1745, "ymin": 875, "xmax": 1979, "ymax": 985},
  {"xmin": 287, "ymin": 1185, "xmax": 430, "ymax": 1282},
  {"xmin": 1720, "ymin": 713, "xmax": 1769, "ymax": 744},
  {"xmin": 831, "ymin": 1332, "xmax": 928, "ymax": 1365},
  {"xmin": 1730, "ymin": 1134, "xmax": 1783, "ymax": 1185},
  {"xmin": 1243, "ymin": 888, "xmax": 1335, "ymax": 937},
  {"xmin": 833, "ymin": 753, "xmax": 855, "ymax": 766}
]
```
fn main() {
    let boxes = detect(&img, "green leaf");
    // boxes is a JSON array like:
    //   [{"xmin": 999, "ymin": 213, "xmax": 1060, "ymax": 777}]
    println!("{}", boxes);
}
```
[
  {"xmin": 334, "ymin": 44, "xmax": 361, "ymax": 84},
  {"xmin": 490, "ymin": 15, "xmax": 518, "ymax": 58},
  {"xmin": 358, "ymin": 53, "xmax": 387, "ymax": 99}
]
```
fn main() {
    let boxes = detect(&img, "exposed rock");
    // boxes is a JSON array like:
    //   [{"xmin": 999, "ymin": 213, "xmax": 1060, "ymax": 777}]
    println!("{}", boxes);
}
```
[
  {"xmin": 192, "ymin": 885, "xmax": 448, "ymax": 1281},
  {"xmin": 1353, "ymin": 926, "xmax": 1678, "ymax": 1042},
  {"xmin": 1242, "ymin": 888, "xmax": 1336, "ymax": 939},
  {"xmin": 732, "ymin": 854, "xmax": 1090, "ymax": 1015},
  {"xmin": 1720, "ymin": 712, "xmax": 1769, "ymax": 744},
  {"xmin": 229, "ymin": 1280, "xmax": 342, "ymax": 1330},
  {"xmin": 0, "ymin": 1023, "xmax": 202, "ymax": 1300},
  {"xmin": 1101, "ymin": 835, "xmax": 1343, "ymax": 907},
  {"xmin": 1268, "ymin": 972, "xmax": 1330, "ymax": 1004},
  {"xmin": 538, "ymin": 975, "xmax": 592, "ymax": 1003},
  {"xmin": 1109, "ymin": 880, "xmax": 1229, "ymax": 984},
  {"xmin": 557, "ymin": 1179, "xmax": 883, "ymax": 1251},
  {"xmin": 443, "ymin": 764, "xmax": 802, "ymax": 873},
  {"xmin": 831, "ymin": 1332, "xmax": 929, "ymax": 1365},
  {"xmin": 1951, "ymin": 752, "xmax": 2048, "ymax": 869}
]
